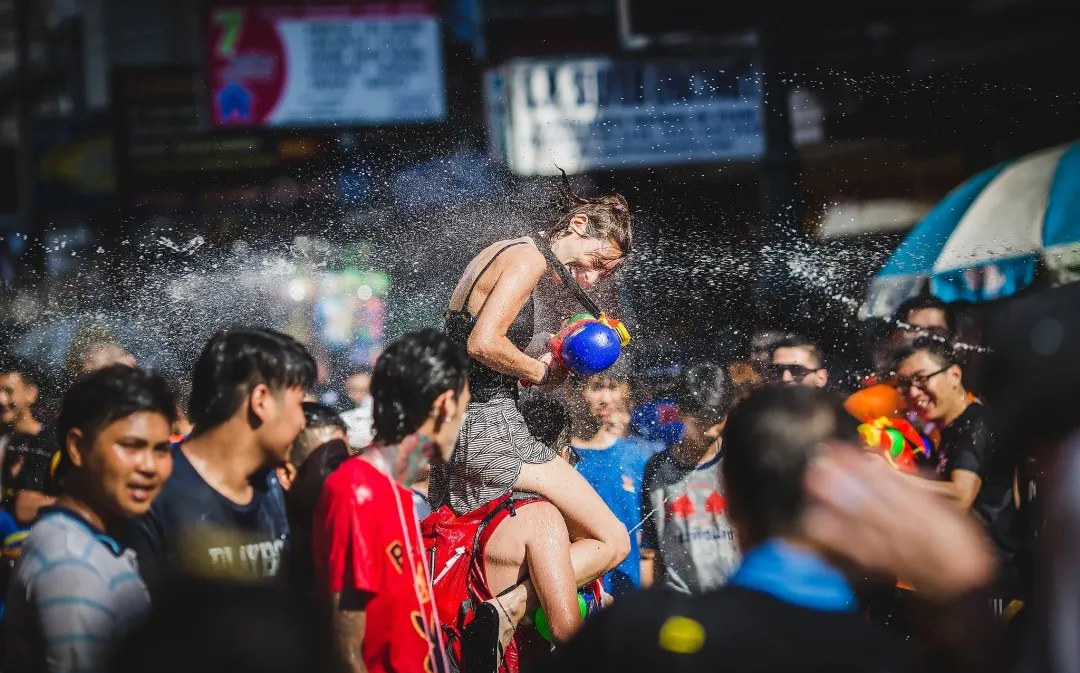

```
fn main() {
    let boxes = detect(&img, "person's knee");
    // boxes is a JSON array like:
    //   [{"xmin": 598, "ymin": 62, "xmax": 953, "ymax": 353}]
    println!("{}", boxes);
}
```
[{"xmin": 603, "ymin": 522, "xmax": 631, "ymax": 570}]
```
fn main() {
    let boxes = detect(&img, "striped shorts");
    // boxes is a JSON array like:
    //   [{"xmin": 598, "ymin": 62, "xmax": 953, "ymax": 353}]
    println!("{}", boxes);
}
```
[{"xmin": 429, "ymin": 397, "xmax": 557, "ymax": 515}]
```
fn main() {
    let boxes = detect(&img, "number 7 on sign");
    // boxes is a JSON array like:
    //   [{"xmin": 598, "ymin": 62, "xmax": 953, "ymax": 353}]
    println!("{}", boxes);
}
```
[{"xmin": 214, "ymin": 9, "xmax": 244, "ymax": 57}]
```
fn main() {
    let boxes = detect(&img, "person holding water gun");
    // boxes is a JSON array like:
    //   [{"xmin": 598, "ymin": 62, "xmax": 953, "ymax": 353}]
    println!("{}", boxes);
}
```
[{"xmin": 432, "ymin": 172, "xmax": 633, "ymax": 661}]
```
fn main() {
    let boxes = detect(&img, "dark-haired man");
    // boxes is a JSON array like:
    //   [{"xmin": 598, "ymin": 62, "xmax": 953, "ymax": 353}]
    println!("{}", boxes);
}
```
[
  {"xmin": 895, "ymin": 294, "xmax": 952, "ymax": 341},
  {"xmin": 314, "ymin": 329, "xmax": 469, "ymax": 673},
  {"xmin": 0, "ymin": 356, "xmax": 48, "ymax": 497},
  {"xmin": 5, "ymin": 365, "xmax": 176, "ymax": 673},
  {"xmin": 127, "ymin": 328, "xmax": 315, "ymax": 586},
  {"xmin": 896, "ymin": 337, "xmax": 1021, "ymax": 607},
  {"xmin": 768, "ymin": 335, "xmax": 828, "ymax": 388},
  {"xmin": 641, "ymin": 363, "xmax": 740, "ymax": 594}
]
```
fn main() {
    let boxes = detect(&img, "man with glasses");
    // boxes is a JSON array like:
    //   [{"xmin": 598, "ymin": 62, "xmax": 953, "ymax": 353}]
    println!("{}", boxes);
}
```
[
  {"xmin": 895, "ymin": 338, "xmax": 1022, "ymax": 615},
  {"xmin": 767, "ymin": 335, "xmax": 828, "ymax": 389}
]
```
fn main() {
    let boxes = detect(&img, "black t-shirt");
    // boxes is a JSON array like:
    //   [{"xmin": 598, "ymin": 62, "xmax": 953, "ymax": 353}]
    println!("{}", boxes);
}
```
[
  {"xmin": 531, "ymin": 585, "xmax": 913, "ymax": 673},
  {"xmin": 125, "ymin": 445, "xmax": 290, "ymax": 587},
  {"xmin": 939, "ymin": 403, "xmax": 1020, "ymax": 565}
]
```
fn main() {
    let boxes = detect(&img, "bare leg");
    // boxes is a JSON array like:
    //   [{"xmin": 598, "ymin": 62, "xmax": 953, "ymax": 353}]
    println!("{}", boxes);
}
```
[{"xmin": 486, "ymin": 458, "xmax": 629, "ymax": 642}]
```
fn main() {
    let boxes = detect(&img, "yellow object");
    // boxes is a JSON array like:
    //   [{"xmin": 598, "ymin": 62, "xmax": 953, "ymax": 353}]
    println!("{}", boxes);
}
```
[
  {"xmin": 657, "ymin": 615, "xmax": 706, "ymax": 654},
  {"xmin": 599, "ymin": 313, "xmax": 631, "ymax": 347}
]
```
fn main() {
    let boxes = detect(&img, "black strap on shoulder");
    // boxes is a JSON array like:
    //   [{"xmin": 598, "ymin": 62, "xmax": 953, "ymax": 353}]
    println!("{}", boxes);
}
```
[
  {"xmin": 456, "ymin": 241, "xmax": 529, "ymax": 311},
  {"xmin": 530, "ymin": 236, "xmax": 603, "ymax": 318}
]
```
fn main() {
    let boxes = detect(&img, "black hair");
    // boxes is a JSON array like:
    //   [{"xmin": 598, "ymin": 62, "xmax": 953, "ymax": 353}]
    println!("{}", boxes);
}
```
[
  {"xmin": 672, "ymin": 363, "xmax": 735, "ymax": 426},
  {"xmin": 371, "ymin": 329, "xmax": 468, "ymax": 444},
  {"xmin": 895, "ymin": 294, "xmax": 954, "ymax": 332},
  {"xmin": 895, "ymin": 336, "xmax": 961, "ymax": 370},
  {"xmin": 56, "ymin": 365, "xmax": 177, "ymax": 459},
  {"xmin": 187, "ymin": 328, "xmax": 317, "ymax": 431},
  {"xmin": 289, "ymin": 402, "xmax": 348, "ymax": 466},
  {"xmin": 302, "ymin": 401, "xmax": 347, "ymax": 435},
  {"xmin": 721, "ymin": 386, "xmax": 859, "ymax": 548},
  {"xmin": 0, "ymin": 352, "xmax": 42, "ymax": 388},
  {"xmin": 521, "ymin": 398, "xmax": 573, "ymax": 452},
  {"xmin": 346, "ymin": 364, "xmax": 373, "ymax": 378},
  {"xmin": 771, "ymin": 335, "xmax": 824, "ymax": 370}
]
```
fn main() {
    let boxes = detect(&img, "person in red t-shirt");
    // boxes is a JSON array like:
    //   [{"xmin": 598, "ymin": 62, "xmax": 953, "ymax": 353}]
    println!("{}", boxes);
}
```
[{"xmin": 314, "ymin": 329, "xmax": 471, "ymax": 673}]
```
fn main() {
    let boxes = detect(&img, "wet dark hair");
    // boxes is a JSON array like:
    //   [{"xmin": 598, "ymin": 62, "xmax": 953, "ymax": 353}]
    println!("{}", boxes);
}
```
[
  {"xmin": 772, "ymin": 334, "xmax": 824, "ymax": 370},
  {"xmin": 56, "ymin": 365, "xmax": 177, "ymax": 458},
  {"xmin": 895, "ymin": 335, "xmax": 961, "ymax": 370},
  {"xmin": 0, "ymin": 352, "xmax": 42, "ymax": 388},
  {"xmin": 187, "ymin": 328, "xmax": 317, "ymax": 432},
  {"xmin": 722, "ymin": 386, "xmax": 859, "ymax": 548},
  {"xmin": 672, "ymin": 362, "xmax": 736, "ymax": 426},
  {"xmin": 895, "ymin": 294, "xmax": 954, "ymax": 332},
  {"xmin": 542, "ymin": 169, "xmax": 633, "ymax": 257},
  {"xmin": 290, "ymin": 402, "xmax": 348, "ymax": 466},
  {"xmin": 371, "ymin": 329, "xmax": 468, "ymax": 444},
  {"xmin": 521, "ymin": 397, "xmax": 573, "ymax": 452}
]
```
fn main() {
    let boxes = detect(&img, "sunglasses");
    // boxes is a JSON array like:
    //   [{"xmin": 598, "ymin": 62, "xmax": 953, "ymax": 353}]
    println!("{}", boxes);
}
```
[
  {"xmin": 894, "ymin": 367, "xmax": 950, "ymax": 393},
  {"xmin": 764, "ymin": 363, "xmax": 822, "ymax": 381}
]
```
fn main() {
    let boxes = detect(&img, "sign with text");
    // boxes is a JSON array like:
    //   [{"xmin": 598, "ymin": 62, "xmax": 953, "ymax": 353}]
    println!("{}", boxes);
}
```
[
  {"xmin": 484, "ymin": 58, "xmax": 824, "ymax": 176},
  {"xmin": 206, "ymin": 3, "xmax": 446, "ymax": 128}
]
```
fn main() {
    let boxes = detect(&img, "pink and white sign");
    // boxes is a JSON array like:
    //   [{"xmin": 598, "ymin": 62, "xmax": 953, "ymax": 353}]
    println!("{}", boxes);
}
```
[{"xmin": 206, "ymin": 3, "xmax": 446, "ymax": 127}]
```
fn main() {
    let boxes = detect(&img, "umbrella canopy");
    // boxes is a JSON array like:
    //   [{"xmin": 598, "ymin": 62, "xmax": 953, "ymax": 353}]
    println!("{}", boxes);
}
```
[{"xmin": 866, "ymin": 141, "xmax": 1080, "ymax": 317}]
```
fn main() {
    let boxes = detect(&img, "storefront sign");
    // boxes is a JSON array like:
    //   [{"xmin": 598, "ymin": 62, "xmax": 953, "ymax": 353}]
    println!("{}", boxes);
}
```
[
  {"xmin": 206, "ymin": 3, "xmax": 446, "ymax": 127},
  {"xmin": 484, "ymin": 57, "xmax": 825, "ymax": 175}
]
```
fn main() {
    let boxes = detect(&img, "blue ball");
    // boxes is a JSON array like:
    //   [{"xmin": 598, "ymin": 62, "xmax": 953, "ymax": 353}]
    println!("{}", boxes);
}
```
[{"xmin": 560, "ymin": 320, "xmax": 622, "ymax": 376}]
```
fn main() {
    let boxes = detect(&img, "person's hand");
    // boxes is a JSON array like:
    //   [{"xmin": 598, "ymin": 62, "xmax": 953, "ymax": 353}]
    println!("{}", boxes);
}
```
[
  {"xmin": 803, "ymin": 444, "xmax": 996, "ymax": 601},
  {"xmin": 537, "ymin": 352, "xmax": 569, "ymax": 391}
]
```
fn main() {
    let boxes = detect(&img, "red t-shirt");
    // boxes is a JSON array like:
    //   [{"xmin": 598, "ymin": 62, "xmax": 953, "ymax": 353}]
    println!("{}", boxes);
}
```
[{"xmin": 313, "ymin": 456, "xmax": 442, "ymax": 673}]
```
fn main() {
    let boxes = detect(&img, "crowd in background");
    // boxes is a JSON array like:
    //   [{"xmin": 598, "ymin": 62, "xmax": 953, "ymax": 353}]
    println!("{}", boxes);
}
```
[{"xmin": 0, "ymin": 287, "xmax": 1051, "ymax": 673}]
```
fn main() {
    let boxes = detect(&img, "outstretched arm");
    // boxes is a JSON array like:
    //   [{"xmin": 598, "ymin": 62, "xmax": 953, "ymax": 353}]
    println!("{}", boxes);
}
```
[{"xmin": 332, "ymin": 590, "xmax": 372, "ymax": 673}]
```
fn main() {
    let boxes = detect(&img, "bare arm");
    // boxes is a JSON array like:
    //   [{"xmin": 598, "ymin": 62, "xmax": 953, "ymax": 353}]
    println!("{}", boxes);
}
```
[
  {"xmin": 902, "ymin": 469, "xmax": 982, "ymax": 511},
  {"xmin": 525, "ymin": 502, "xmax": 583, "ymax": 646},
  {"xmin": 468, "ymin": 248, "xmax": 550, "ymax": 384},
  {"xmin": 332, "ymin": 590, "xmax": 373, "ymax": 673}
]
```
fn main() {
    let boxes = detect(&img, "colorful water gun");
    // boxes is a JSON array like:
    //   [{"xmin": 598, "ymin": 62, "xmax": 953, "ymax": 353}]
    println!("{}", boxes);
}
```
[
  {"xmin": 534, "ymin": 579, "xmax": 605, "ymax": 643},
  {"xmin": 857, "ymin": 416, "xmax": 932, "ymax": 473},
  {"xmin": 548, "ymin": 313, "xmax": 630, "ymax": 377}
]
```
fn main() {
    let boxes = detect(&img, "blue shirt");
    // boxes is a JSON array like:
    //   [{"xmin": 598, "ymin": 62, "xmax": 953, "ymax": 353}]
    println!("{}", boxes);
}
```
[
  {"xmin": 0, "ymin": 507, "xmax": 31, "ymax": 621},
  {"xmin": 573, "ymin": 438, "xmax": 651, "ymax": 597},
  {"xmin": 730, "ymin": 539, "xmax": 855, "ymax": 612}
]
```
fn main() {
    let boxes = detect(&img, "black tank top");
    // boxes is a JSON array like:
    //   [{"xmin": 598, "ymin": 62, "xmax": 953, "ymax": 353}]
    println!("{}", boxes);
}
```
[{"xmin": 445, "ymin": 241, "xmax": 535, "ymax": 402}]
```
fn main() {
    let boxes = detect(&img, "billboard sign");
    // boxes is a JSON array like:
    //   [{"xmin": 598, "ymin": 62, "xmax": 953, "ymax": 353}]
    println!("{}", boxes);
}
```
[
  {"xmin": 484, "ymin": 57, "xmax": 825, "ymax": 176},
  {"xmin": 206, "ymin": 3, "xmax": 447, "ymax": 128}
]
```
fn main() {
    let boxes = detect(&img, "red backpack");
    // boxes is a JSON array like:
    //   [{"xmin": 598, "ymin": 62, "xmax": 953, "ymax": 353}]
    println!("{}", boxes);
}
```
[{"xmin": 422, "ymin": 492, "xmax": 549, "ymax": 673}]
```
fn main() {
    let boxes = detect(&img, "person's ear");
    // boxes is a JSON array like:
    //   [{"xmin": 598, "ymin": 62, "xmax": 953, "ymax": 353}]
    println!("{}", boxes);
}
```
[
  {"xmin": 432, "ymin": 389, "xmax": 457, "ymax": 428},
  {"xmin": 248, "ymin": 383, "xmax": 273, "ymax": 426},
  {"xmin": 818, "ymin": 369, "xmax": 829, "ymax": 388},
  {"xmin": 947, "ymin": 364, "xmax": 963, "ymax": 387},
  {"xmin": 568, "ymin": 213, "xmax": 590, "ymax": 237},
  {"xmin": 66, "ymin": 428, "xmax": 87, "ymax": 469},
  {"xmin": 25, "ymin": 383, "xmax": 38, "ymax": 405}
]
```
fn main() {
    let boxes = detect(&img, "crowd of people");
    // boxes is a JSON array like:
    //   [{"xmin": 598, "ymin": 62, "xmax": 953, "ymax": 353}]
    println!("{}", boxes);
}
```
[{"xmin": 0, "ymin": 176, "xmax": 1062, "ymax": 673}]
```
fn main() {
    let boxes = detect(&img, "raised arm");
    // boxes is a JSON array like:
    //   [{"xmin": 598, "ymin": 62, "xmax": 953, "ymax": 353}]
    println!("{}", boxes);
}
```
[{"xmin": 468, "ymin": 247, "xmax": 550, "ymax": 385}]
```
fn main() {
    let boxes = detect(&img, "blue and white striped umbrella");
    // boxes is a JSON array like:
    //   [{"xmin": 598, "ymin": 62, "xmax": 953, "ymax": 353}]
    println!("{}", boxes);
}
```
[{"xmin": 867, "ymin": 140, "xmax": 1080, "ymax": 317}]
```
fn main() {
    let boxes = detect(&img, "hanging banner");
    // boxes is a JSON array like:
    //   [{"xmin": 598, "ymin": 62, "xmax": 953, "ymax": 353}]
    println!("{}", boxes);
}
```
[
  {"xmin": 205, "ymin": 3, "xmax": 447, "ymax": 128},
  {"xmin": 484, "ymin": 57, "xmax": 825, "ymax": 176}
]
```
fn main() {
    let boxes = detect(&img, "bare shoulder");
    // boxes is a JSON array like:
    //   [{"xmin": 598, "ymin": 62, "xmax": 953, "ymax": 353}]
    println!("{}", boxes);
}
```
[
  {"xmin": 519, "ymin": 499, "xmax": 566, "ymax": 531},
  {"xmin": 500, "ymin": 238, "xmax": 546, "ymax": 273}
]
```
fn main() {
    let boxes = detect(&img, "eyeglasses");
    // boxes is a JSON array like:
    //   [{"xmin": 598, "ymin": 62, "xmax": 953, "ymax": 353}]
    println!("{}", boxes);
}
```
[
  {"xmin": 894, "ymin": 367, "xmax": 950, "ymax": 392},
  {"xmin": 764, "ymin": 363, "xmax": 822, "ymax": 381}
]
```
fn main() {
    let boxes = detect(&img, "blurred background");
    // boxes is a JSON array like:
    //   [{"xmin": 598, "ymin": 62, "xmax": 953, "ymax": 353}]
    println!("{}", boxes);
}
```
[{"xmin": 0, "ymin": 0, "xmax": 1076, "ymax": 385}]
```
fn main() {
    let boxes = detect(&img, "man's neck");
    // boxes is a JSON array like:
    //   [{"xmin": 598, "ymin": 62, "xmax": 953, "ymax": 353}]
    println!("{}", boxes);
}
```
[
  {"xmin": 942, "ymin": 394, "xmax": 973, "ymax": 427},
  {"xmin": 670, "ymin": 438, "xmax": 719, "ymax": 468},
  {"xmin": 55, "ymin": 493, "xmax": 121, "ymax": 538},
  {"xmin": 183, "ymin": 420, "xmax": 267, "ymax": 502}
]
